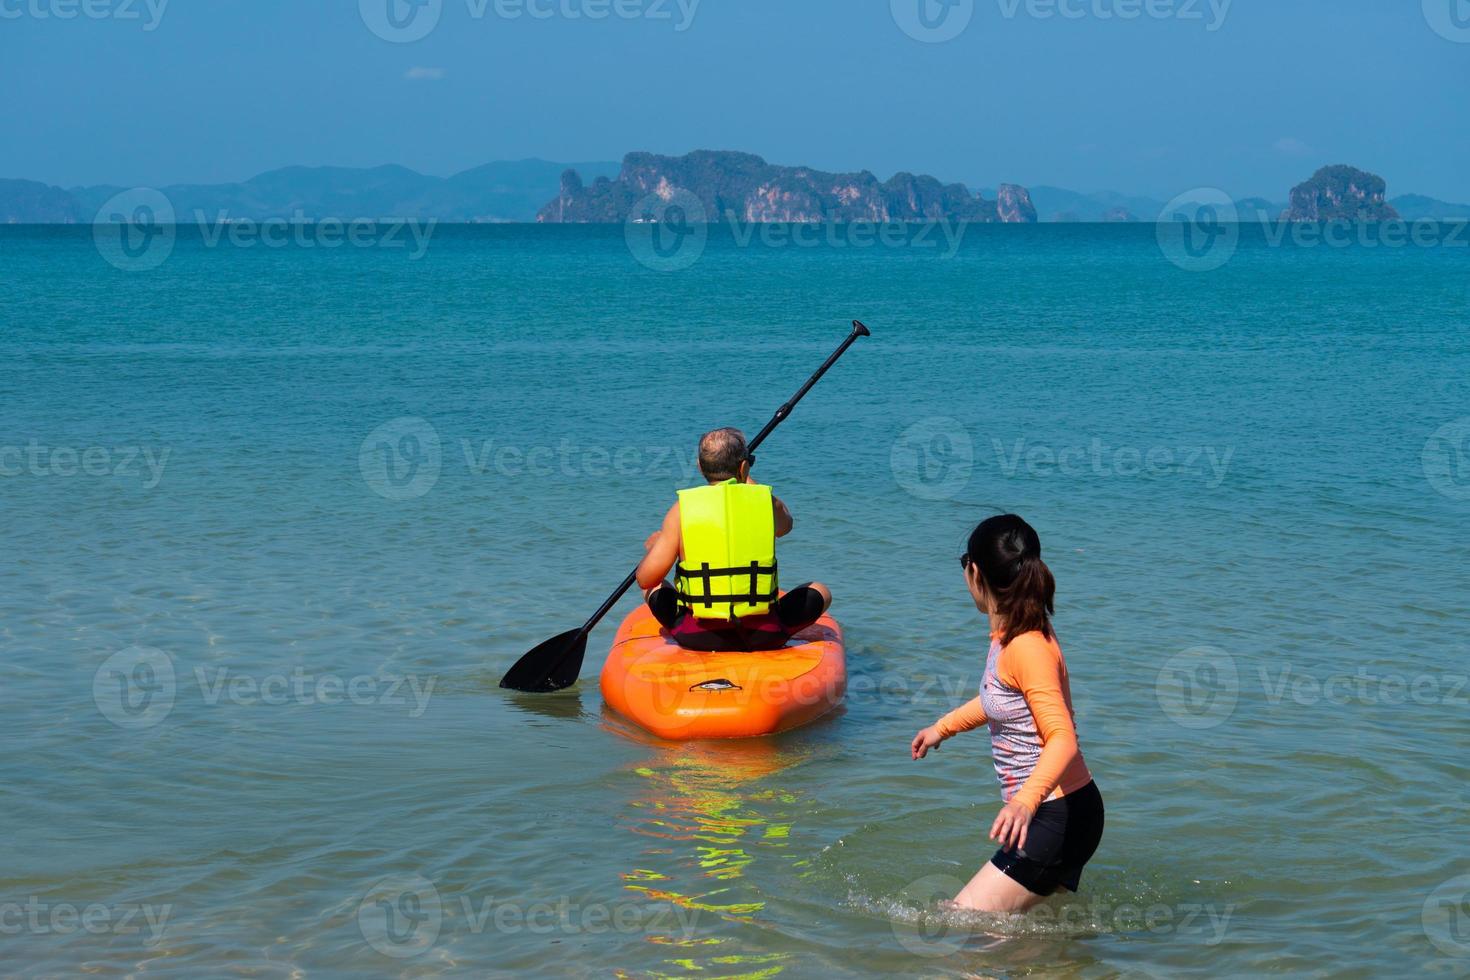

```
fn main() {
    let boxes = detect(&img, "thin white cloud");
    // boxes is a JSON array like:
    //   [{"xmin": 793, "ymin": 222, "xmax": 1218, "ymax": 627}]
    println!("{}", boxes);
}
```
[
  {"xmin": 404, "ymin": 67, "xmax": 445, "ymax": 81},
  {"xmin": 1274, "ymin": 137, "xmax": 1311, "ymax": 156}
]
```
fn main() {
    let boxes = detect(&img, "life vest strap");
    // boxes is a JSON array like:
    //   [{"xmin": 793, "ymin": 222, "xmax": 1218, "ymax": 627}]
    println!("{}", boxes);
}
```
[{"xmin": 674, "ymin": 560, "xmax": 780, "ymax": 605}]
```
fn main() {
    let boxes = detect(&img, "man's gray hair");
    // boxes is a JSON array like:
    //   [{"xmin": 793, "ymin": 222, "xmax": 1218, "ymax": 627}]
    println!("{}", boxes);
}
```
[{"xmin": 698, "ymin": 427, "xmax": 747, "ymax": 481}]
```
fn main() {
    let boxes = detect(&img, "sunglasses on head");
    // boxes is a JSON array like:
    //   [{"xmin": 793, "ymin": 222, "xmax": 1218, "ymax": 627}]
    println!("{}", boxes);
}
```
[{"xmin": 959, "ymin": 553, "xmax": 972, "ymax": 570}]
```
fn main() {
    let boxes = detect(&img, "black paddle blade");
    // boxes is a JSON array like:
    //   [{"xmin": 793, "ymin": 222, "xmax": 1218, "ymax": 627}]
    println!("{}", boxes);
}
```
[{"xmin": 499, "ymin": 629, "xmax": 588, "ymax": 693}]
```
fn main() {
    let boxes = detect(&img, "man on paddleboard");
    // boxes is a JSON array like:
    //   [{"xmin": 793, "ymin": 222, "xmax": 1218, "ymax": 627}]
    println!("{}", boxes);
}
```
[{"xmin": 636, "ymin": 427, "xmax": 832, "ymax": 652}]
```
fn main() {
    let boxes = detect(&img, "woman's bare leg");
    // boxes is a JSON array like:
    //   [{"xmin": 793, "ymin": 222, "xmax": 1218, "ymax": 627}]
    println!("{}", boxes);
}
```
[{"xmin": 950, "ymin": 861, "xmax": 1047, "ymax": 913}]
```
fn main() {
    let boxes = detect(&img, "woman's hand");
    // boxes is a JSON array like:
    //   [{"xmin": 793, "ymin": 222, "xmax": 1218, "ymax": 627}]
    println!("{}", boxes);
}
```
[
  {"xmin": 989, "ymin": 799, "xmax": 1036, "ymax": 853},
  {"xmin": 910, "ymin": 725, "xmax": 945, "ymax": 760}
]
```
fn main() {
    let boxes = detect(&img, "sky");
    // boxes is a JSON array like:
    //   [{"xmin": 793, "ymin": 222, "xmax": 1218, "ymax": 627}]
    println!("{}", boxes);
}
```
[{"xmin": 3, "ymin": 0, "xmax": 1468, "ymax": 201}]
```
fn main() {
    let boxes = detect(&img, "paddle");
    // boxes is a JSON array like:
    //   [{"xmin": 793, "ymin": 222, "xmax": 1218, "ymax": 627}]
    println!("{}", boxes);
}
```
[{"xmin": 499, "ymin": 320, "xmax": 872, "ymax": 693}]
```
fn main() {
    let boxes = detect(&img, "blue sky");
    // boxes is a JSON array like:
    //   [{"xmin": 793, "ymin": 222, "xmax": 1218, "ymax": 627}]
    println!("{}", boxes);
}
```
[{"xmin": 4, "ymin": 0, "xmax": 1468, "ymax": 200}]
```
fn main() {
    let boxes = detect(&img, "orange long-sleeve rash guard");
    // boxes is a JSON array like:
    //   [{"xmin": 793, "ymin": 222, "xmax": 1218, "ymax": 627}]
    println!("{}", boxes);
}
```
[{"xmin": 935, "ymin": 631, "xmax": 1091, "ymax": 813}]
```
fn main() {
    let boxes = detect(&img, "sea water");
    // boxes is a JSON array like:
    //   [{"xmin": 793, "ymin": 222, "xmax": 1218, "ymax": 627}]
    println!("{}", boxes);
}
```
[{"xmin": 1, "ymin": 222, "xmax": 1467, "ymax": 976}]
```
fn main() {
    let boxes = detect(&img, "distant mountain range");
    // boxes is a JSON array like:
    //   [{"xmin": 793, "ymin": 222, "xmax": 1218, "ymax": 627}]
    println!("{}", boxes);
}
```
[
  {"xmin": 1024, "ymin": 186, "xmax": 1187, "ymax": 223},
  {"xmin": 0, "ymin": 159, "xmax": 622, "ymax": 224},
  {"xmin": 538, "ymin": 151, "xmax": 1037, "ymax": 223},
  {"xmin": 1384, "ymin": 194, "xmax": 1470, "ymax": 220},
  {"xmin": 1024, "ymin": 183, "xmax": 1468, "ymax": 223},
  {"xmin": 2, "ymin": 157, "xmax": 1467, "ymax": 223}
]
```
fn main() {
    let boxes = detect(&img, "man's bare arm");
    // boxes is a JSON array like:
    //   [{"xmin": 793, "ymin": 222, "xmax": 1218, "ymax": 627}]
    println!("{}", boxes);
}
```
[
  {"xmin": 773, "ymin": 495, "xmax": 793, "ymax": 538},
  {"xmin": 636, "ymin": 503, "xmax": 682, "ymax": 590}
]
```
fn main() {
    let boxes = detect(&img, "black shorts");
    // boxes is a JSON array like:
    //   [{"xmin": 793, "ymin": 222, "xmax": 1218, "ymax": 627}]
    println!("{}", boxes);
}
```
[
  {"xmin": 990, "ymin": 781, "xmax": 1104, "ymax": 896},
  {"xmin": 647, "ymin": 584, "xmax": 827, "ymax": 652}
]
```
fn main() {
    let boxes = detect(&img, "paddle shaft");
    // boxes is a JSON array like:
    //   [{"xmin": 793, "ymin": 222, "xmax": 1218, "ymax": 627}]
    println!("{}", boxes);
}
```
[
  {"xmin": 746, "ymin": 320, "xmax": 870, "ymax": 458},
  {"xmin": 572, "ymin": 321, "xmax": 870, "ymax": 639}
]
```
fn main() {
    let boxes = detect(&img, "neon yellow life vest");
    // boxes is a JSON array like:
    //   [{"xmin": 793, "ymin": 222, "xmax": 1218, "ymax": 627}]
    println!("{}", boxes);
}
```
[{"xmin": 675, "ymin": 479, "xmax": 779, "ymax": 620}]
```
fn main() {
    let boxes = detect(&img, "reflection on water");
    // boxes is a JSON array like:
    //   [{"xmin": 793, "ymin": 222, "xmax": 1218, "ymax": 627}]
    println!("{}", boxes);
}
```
[
  {"xmin": 500, "ymin": 687, "xmax": 588, "ymax": 723},
  {"xmin": 607, "ymin": 714, "xmax": 810, "ymax": 978}
]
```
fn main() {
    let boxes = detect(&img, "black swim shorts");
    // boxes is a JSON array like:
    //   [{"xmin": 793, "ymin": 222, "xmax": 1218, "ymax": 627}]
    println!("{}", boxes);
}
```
[{"xmin": 989, "ymin": 780, "xmax": 1105, "ymax": 896}]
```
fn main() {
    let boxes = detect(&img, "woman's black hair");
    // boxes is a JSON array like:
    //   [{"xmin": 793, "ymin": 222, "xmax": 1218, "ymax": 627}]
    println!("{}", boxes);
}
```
[{"xmin": 966, "ymin": 514, "xmax": 1055, "ymax": 645}]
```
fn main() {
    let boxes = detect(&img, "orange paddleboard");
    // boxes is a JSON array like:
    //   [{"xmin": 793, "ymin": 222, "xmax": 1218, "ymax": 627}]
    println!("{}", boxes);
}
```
[{"xmin": 600, "ymin": 605, "xmax": 846, "ymax": 740}]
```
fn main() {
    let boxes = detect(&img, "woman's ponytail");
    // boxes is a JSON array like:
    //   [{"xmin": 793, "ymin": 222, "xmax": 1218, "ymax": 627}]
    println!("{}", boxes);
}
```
[{"xmin": 967, "ymin": 515, "xmax": 1055, "ymax": 645}]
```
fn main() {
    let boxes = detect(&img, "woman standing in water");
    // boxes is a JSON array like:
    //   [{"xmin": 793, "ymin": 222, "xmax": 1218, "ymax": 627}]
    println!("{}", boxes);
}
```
[{"xmin": 910, "ymin": 514, "xmax": 1104, "ymax": 912}]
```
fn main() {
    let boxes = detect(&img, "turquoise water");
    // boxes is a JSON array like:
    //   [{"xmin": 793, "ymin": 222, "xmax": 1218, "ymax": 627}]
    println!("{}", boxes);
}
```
[{"xmin": 2, "ymin": 223, "xmax": 1467, "ymax": 977}]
